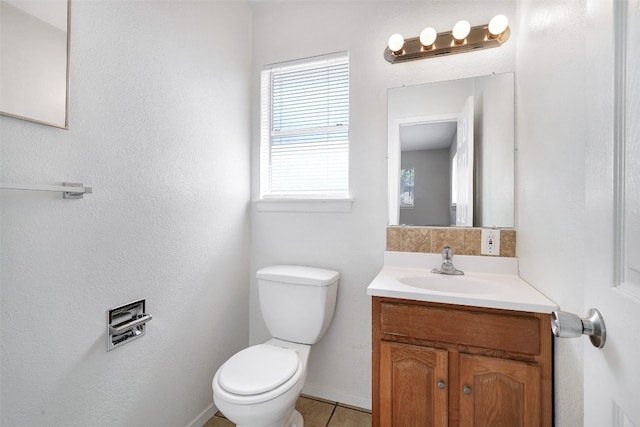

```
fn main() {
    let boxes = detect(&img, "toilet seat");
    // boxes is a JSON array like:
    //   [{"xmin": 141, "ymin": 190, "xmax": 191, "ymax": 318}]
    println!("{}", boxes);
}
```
[
  {"xmin": 214, "ymin": 344, "xmax": 304, "ymax": 405},
  {"xmin": 219, "ymin": 344, "xmax": 299, "ymax": 395}
]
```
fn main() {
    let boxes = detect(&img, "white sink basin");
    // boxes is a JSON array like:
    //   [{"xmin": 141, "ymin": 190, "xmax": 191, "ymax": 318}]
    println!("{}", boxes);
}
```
[
  {"xmin": 398, "ymin": 274, "xmax": 503, "ymax": 294},
  {"xmin": 366, "ymin": 251, "xmax": 558, "ymax": 313}
]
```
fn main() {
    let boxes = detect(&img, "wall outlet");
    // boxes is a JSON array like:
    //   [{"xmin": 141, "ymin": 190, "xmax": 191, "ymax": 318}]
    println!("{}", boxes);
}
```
[{"xmin": 481, "ymin": 229, "xmax": 501, "ymax": 256}]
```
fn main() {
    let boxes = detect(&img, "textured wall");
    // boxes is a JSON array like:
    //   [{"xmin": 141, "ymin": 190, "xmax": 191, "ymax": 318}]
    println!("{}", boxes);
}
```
[
  {"xmin": 0, "ymin": 2, "xmax": 251, "ymax": 426},
  {"xmin": 515, "ymin": 0, "xmax": 586, "ymax": 425},
  {"xmin": 249, "ymin": 0, "xmax": 516, "ymax": 409}
]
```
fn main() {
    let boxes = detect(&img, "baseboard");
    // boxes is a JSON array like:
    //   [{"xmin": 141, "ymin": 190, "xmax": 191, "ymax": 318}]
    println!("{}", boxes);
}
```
[
  {"xmin": 186, "ymin": 402, "xmax": 218, "ymax": 427},
  {"xmin": 302, "ymin": 383, "xmax": 371, "ymax": 411}
]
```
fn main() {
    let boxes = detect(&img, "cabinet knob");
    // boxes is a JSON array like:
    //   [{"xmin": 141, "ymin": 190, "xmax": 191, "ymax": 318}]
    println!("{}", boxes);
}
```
[
  {"xmin": 437, "ymin": 381, "xmax": 446, "ymax": 389},
  {"xmin": 463, "ymin": 385, "xmax": 472, "ymax": 395}
]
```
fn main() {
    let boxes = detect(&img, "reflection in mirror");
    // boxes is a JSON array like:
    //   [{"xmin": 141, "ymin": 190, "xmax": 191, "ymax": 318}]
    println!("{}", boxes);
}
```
[
  {"xmin": 0, "ymin": 0, "xmax": 70, "ymax": 128},
  {"xmin": 400, "ymin": 120, "xmax": 457, "ymax": 226},
  {"xmin": 388, "ymin": 73, "xmax": 514, "ymax": 228}
]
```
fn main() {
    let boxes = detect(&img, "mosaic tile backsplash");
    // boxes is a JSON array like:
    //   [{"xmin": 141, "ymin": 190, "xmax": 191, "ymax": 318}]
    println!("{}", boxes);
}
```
[{"xmin": 387, "ymin": 226, "xmax": 516, "ymax": 257}]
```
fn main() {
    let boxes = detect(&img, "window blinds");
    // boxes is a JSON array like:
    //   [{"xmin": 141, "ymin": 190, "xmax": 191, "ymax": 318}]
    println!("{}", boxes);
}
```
[{"xmin": 260, "ymin": 53, "xmax": 349, "ymax": 197}]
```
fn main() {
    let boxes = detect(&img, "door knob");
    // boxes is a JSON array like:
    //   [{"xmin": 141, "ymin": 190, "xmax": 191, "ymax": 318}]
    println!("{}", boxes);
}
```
[{"xmin": 551, "ymin": 308, "xmax": 606, "ymax": 348}]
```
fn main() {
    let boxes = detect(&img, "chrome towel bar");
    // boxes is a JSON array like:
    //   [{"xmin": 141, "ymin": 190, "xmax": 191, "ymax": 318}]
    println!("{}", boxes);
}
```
[{"xmin": 0, "ymin": 182, "xmax": 92, "ymax": 199}]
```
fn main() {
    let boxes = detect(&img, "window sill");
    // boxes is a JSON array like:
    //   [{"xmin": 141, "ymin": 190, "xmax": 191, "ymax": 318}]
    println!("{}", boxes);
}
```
[{"xmin": 255, "ymin": 197, "xmax": 353, "ymax": 213}]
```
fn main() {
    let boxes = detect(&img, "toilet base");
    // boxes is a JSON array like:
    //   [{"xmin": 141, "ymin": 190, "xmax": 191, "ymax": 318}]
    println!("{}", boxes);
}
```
[
  {"xmin": 288, "ymin": 409, "xmax": 303, "ymax": 427},
  {"xmin": 234, "ymin": 408, "xmax": 303, "ymax": 427}
]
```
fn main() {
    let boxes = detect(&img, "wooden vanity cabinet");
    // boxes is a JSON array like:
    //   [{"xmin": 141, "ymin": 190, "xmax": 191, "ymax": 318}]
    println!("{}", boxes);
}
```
[{"xmin": 372, "ymin": 297, "xmax": 553, "ymax": 427}]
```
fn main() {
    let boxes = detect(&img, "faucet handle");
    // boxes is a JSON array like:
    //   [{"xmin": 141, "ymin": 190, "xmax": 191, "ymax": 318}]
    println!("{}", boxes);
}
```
[
  {"xmin": 441, "ymin": 246, "xmax": 453, "ymax": 260},
  {"xmin": 432, "ymin": 246, "xmax": 464, "ymax": 275}
]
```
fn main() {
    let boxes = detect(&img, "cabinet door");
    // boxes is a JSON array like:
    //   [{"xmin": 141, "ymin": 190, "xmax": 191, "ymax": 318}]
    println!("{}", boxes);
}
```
[
  {"xmin": 459, "ymin": 354, "xmax": 541, "ymax": 427},
  {"xmin": 379, "ymin": 341, "xmax": 448, "ymax": 427}
]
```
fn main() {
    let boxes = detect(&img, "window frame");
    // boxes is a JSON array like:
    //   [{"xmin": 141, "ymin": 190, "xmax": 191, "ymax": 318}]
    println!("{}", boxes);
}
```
[{"xmin": 258, "ymin": 52, "xmax": 352, "ymax": 211}]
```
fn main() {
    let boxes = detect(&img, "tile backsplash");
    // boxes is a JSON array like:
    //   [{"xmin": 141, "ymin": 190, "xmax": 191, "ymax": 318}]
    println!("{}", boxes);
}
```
[{"xmin": 387, "ymin": 226, "xmax": 516, "ymax": 257}]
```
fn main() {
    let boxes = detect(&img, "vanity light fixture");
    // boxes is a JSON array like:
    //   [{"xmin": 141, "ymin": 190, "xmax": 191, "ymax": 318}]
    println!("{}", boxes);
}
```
[
  {"xmin": 419, "ymin": 27, "xmax": 437, "ymax": 49},
  {"xmin": 384, "ymin": 15, "xmax": 510, "ymax": 64},
  {"xmin": 387, "ymin": 33, "xmax": 405, "ymax": 54},
  {"xmin": 488, "ymin": 14, "xmax": 509, "ymax": 38},
  {"xmin": 452, "ymin": 20, "xmax": 471, "ymax": 43}
]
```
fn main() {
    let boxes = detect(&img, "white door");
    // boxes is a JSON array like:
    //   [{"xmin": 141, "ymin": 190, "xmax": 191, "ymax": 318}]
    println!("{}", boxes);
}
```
[
  {"xmin": 584, "ymin": 1, "xmax": 640, "ymax": 425},
  {"xmin": 455, "ymin": 96, "xmax": 474, "ymax": 227}
]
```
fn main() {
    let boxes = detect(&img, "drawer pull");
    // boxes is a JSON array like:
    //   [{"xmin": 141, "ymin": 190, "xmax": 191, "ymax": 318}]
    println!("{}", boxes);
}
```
[
  {"xmin": 437, "ymin": 381, "xmax": 446, "ymax": 389},
  {"xmin": 463, "ymin": 385, "xmax": 472, "ymax": 395}
]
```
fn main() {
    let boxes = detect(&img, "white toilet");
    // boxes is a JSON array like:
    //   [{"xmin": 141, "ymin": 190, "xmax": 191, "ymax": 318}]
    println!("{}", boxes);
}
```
[{"xmin": 212, "ymin": 265, "xmax": 339, "ymax": 427}]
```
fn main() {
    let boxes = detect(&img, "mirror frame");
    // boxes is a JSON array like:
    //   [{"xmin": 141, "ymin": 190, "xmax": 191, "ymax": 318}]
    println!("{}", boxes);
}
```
[{"xmin": 0, "ymin": 0, "xmax": 71, "ymax": 129}]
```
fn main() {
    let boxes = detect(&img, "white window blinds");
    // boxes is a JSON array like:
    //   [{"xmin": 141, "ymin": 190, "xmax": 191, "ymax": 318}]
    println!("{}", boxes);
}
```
[{"xmin": 260, "ymin": 52, "xmax": 349, "ymax": 198}]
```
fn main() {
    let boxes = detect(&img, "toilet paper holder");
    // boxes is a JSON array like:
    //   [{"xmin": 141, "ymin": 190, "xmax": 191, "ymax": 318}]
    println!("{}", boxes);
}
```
[
  {"xmin": 551, "ymin": 308, "xmax": 606, "ymax": 348},
  {"xmin": 107, "ymin": 299, "xmax": 152, "ymax": 351}
]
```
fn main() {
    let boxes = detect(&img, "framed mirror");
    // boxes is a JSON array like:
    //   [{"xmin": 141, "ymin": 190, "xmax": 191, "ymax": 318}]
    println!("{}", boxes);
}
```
[
  {"xmin": 1, "ymin": 0, "xmax": 70, "ymax": 129},
  {"xmin": 388, "ymin": 73, "xmax": 515, "ymax": 228}
]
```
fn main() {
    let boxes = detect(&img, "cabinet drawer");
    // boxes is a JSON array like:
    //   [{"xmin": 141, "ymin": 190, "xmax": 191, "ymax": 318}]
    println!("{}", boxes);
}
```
[{"xmin": 379, "ymin": 301, "xmax": 541, "ymax": 356}]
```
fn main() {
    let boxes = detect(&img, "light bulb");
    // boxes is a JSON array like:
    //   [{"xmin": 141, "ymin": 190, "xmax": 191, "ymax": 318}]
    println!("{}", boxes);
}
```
[
  {"xmin": 452, "ymin": 20, "xmax": 471, "ymax": 42},
  {"xmin": 419, "ymin": 27, "xmax": 437, "ymax": 47},
  {"xmin": 388, "ymin": 33, "xmax": 405, "ymax": 53},
  {"xmin": 488, "ymin": 14, "xmax": 509, "ymax": 37}
]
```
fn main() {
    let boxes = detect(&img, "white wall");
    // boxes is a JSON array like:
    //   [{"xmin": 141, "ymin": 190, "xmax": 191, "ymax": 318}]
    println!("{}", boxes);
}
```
[
  {"xmin": 515, "ymin": 0, "xmax": 586, "ymax": 425},
  {"xmin": 0, "ymin": 2, "xmax": 252, "ymax": 426},
  {"xmin": 250, "ymin": 0, "xmax": 516, "ymax": 408}
]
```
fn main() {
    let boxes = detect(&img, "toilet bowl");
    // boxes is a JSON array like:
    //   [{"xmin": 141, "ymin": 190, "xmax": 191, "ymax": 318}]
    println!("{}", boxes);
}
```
[
  {"xmin": 212, "ymin": 265, "xmax": 339, "ymax": 427},
  {"xmin": 212, "ymin": 339, "xmax": 310, "ymax": 427}
]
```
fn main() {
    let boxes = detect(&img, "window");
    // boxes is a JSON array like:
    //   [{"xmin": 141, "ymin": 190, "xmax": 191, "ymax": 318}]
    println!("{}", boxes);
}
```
[
  {"xmin": 400, "ymin": 168, "xmax": 415, "ymax": 208},
  {"xmin": 260, "ymin": 52, "xmax": 349, "ymax": 199}
]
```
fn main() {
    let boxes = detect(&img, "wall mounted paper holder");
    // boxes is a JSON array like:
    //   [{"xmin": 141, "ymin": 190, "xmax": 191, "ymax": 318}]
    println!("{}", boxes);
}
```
[{"xmin": 107, "ymin": 299, "xmax": 152, "ymax": 351}]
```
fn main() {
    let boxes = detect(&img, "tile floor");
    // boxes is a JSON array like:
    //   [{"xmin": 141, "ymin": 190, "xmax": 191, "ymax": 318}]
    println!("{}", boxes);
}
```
[{"xmin": 203, "ymin": 395, "xmax": 371, "ymax": 427}]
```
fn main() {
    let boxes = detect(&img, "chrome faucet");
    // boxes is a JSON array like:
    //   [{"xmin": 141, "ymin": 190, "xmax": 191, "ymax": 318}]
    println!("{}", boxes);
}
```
[{"xmin": 431, "ymin": 246, "xmax": 464, "ymax": 275}]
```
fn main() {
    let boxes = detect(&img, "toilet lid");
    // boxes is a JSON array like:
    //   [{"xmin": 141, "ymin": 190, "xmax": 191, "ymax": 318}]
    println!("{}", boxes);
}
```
[{"xmin": 218, "ymin": 344, "xmax": 300, "ymax": 395}]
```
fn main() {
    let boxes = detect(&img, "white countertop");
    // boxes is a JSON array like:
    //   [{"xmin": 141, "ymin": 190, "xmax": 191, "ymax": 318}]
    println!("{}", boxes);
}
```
[{"xmin": 367, "ymin": 251, "xmax": 558, "ymax": 313}]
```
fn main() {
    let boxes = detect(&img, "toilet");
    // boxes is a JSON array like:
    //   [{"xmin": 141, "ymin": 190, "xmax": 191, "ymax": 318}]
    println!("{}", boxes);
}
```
[{"xmin": 212, "ymin": 265, "xmax": 339, "ymax": 427}]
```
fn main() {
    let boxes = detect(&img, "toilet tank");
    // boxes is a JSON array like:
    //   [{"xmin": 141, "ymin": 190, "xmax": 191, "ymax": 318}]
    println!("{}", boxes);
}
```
[{"xmin": 256, "ymin": 265, "xmax": 339, "ymax": 345}]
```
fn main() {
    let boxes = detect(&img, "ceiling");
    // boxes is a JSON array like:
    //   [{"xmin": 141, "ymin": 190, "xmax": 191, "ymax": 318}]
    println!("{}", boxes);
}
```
[
  {"xmin": 400, "ymin": 121, "xmax": 457, "ymax": 152},
  {"xmin": 4, "ymin": 0, "xmax": 67, "ymax": 32}
]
